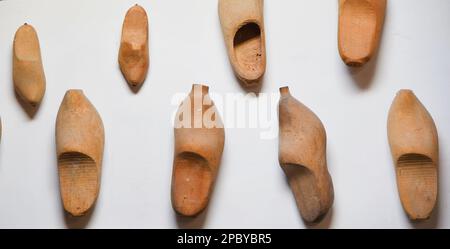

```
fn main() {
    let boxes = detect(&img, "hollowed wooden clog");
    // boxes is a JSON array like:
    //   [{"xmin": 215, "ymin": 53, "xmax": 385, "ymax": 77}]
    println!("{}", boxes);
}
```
[
  {"xmin": 338, "ymin": 0, "xmax": 386, "ymax": 67},
  {"xmin": 387, "ymin": 90, "xmax": 438, "ymax": 220},
  {"xmin": 278, "ymin": 87, "xmax": 334, "ymax": 223},
  {"xmin": 219, "ymin": 0, "xmax": 266, "ymax": 91},
  {"xmin": 171, "ymin": 84, "xmax": 225, "ymax": 217},
  {"xmin": 13, "ymin": 23, "xmax": 46, "ymax": 112},
  {"xmin": 56, "ymin": 90, "xmax": 105, "ymax": 217},
  {"xmin": 118, "ymin": 4, "xmax": 149, "ymax": 91}
]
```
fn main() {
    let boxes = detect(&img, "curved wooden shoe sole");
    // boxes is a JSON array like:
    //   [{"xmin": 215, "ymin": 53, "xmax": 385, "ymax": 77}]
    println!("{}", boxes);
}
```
[
  {"xmin": 171, "ymin": 84, "xmax": 225, "ymax": 217},
  {"xmin": 219, "ymin": 0, "xmax": 266, "ymax": 90},
  {"xmin": 56, "ymin": 90, "xmax": 105, "ymax": 217},
  {"xmin": 388, "ymin": 90, "xmax": 438, "ymax": 220},
  {"xmin": 338, "ymin": 0, "xmax": 386, "ymax": 67},
  {"xmin": 13, "ymin": 23, "xmax": 46, "ymax": 112},
  {"xmin": 119, "ymin": 4, "xmax": 149, "ymax": 90},
  {"xmin": 278, "ymin": 87, "xmax": 334, "ymax": 223}
]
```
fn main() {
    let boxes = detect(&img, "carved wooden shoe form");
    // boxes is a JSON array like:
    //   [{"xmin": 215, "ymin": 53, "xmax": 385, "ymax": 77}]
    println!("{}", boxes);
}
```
[
  {"xmin": 56, "ymin": 90, "xmax": 105, "ymax": 217},
  {"xmin": 13, "ymin": 23, "xmax": 46, "ymax": 113},
  {"xmin": 171, "ymin": 84, "xmax": 225, "ymax": 217},
  {"xmin": 118, "ymin": 4, "xmax": 149, "ymax": 91},
  {"xmin": 219, "ymin": 0, "xmax": 266, "ymax": 91},
  {"xmin": 278, "ymin": 87, "xmax": 334, "ymax": 223},
  {"xmin": 338, "ymin": 0, "xmax": 386, "ymax": 67},
  {"xmin": 387, "ymin": 90, "xmax": 438, "ymax": 220}
]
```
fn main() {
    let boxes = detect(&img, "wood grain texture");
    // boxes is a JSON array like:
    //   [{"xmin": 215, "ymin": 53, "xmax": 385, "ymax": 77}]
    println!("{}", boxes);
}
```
[
  {"xmin": 13, "ymin": 23, "xmax": 46, "ymax": 111},
  {"xmin": 171, "ymin": 84, "xmax": 225, "ymax": 217},
  {"xmin": 278, "ymin": 87, "xmax": 334, "ymax": 223},
  {"xmin": 219, "ymin": 0, "xmax": 266, "ymax": 91},
  {"xmin": 387, "ymin": 90, "xmax": 438, "ymax": 220},
  {"xmin": 338, "ymin": 0, "xmax": 386, "ymax": 67},
  {"xmin": 56, "ymin": 90, "xmax": 105, "ymax": 217},
  {"xmin": 118, "ymin": 4, "xmax": 149, "ymax": 91}
]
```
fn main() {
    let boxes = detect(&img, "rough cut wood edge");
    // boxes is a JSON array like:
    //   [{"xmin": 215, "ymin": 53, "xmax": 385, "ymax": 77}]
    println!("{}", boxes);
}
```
[
  {"xmin": 118, "ymin": 4, "xmax": 149, "ymax": 91},
  {"xmin": 338, "ymin": 0, "xmax": 386, "ymax": 67},
  {"xmin": 387, "ymin": 89, "xmax": 438, "ymax": 220},
  {"xmin": 278, "ymin": 86, "xmax": 334, "ymax": 223},
  {"xmin": 171, "ymin": 84, "xmax": 225, "ymax": 217},
  {"xmin": 219, "ymin": 0, "xmax": 266, "ymax": 92},
  {"xmin": 13, "ymin": 23, "xmax": 46, "ymax": 113},
  {"xmin": 56, "ymin": 90, "xmax": 105, "ymax": 217}
]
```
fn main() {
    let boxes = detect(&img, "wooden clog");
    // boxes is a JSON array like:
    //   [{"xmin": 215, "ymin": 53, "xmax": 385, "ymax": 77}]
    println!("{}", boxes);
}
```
[
  {"xmin": 387, "ymin": 90, "xmax": 438, "ymax": 220},
  {"xmin": 219, "ymin": 0, "xmax": 266, "ymax": 90},
  {"xmin": 338, "ymin": 0, "xmax": 386, "ymax": 67},
  {"xmin": 56, "ymin": 90, "xmax": 105, "ymax": 217},
  {"xmin": 13, "ymin": 23, "xmax": 46, "ymax": 111},
  {"xmin": 171, "ymin": 84, "xmax": 225, "ymax": 217},
  {"xmin": 118, "ymin": 4, "xmax": 149, "ymax": 90},
  {"xmin": 278, "ymin": 87, "xmax": 334, "ymax": 223}
]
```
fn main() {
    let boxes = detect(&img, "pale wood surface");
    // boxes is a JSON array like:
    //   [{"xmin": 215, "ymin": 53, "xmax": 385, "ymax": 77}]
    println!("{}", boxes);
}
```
[
  {"xmin": 219, "ymin": 0, "xmax": 266, "ymax": 91},
  {"xmin": 119, "ymin": 4, "xmax": 149, "ymax": 91},
  {"xmin": 13, "ymin": 23, "xmax": 46, "ymax": 112},
  {"xmin": 278, "ymin": 87, "xmax": 334, "ymax": 223},
  {"xmin": 172, "ymin": 84, "xmax": 225, "ymax": 217},
  {"xmin": 56, "ymin": 90, "xmax": 105, "ymax": 217},
  {"xmin": 338, "ymin": 0, "xmax": 386, "ymax": 67},
  {"xmin": 388, "ymin": 90, "xmax": 438, "ymax": 220}
]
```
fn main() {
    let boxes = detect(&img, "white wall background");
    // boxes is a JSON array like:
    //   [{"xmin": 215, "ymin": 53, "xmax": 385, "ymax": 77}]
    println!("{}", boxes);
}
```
[{"xmin": 0, "ymin": 0, "xmax": 449, "ymax": 229}]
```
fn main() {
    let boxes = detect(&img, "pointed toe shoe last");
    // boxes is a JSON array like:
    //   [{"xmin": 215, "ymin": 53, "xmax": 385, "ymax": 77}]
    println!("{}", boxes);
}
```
[
  {"xmin": 119, "ymin": 4, "xmax": 149, "ymax": 90},
  {"xmin": 13, "ymin": 23, "xmax": 46, "ymax": 110}
]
